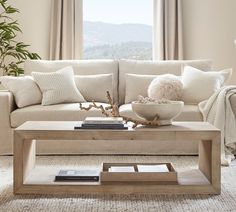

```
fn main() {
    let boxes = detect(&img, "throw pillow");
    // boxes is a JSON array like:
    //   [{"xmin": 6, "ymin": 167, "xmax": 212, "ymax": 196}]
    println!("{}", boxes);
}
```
[
  {"xmin": 0, "ymin": 76, "xmax": 42, "ymax": 108},
  {"xmin": 148, "ymin": 74, "xmax": 183, "ymax": 101},
  {"xmin": 74, "ymin": 74, "xmax": 113, "ymax": 103},
  {"xmin": 182, "ymin": 66, "xmax": 232, "ymax": 104},
  {"xmin": 125, "ymin": 73, "xmax": 157, "ymax": 103},
  {"xmin": 32, "ymin": 66, "xmax": 85, "ymax": 106}
]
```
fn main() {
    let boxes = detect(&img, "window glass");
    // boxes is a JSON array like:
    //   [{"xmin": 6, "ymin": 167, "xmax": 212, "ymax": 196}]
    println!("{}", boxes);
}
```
[{"xmin": 83, "ymin": 0, "xmax": 153, "ymax": 60}]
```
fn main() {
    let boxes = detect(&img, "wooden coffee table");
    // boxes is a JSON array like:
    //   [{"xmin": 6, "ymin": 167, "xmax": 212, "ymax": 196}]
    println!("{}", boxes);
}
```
[{"xmin": 13, "ymin": 121, "xmax": 221, "ymax": 195}]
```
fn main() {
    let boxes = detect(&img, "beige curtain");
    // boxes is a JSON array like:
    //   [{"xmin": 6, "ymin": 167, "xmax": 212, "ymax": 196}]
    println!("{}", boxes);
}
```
[
  {"xmin": 153, "ymin": 0, "xmax": 183, "ymax": 60},
  {"xmin": 49, "ymin": 0, "xmax": 83, "ymax": 60}
]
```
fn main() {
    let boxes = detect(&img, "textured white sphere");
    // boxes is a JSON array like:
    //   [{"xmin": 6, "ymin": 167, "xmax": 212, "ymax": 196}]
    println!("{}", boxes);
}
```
[{"xmin": 148, "ymin": 74, "xmax": 183, "ymax": 101}]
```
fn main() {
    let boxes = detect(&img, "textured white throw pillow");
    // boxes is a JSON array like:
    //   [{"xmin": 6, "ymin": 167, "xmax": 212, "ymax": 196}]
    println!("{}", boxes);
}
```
[
  {"xmin": 182, "ymin": 66, "xmax": 232, "ymax": 104},
  {"xmin": 148, "ymin": 74, "xmax": 183, "ymax": 101},
  {"xmin": 32, "ymin": 66, "xmax": 85, "ymax": 106},
  {"xmin": 0, "ymin": 76, "xmax": 42, "ymax": 108},
  {"xmin": 125, "ymin": 73, "xmax": 157, "ymax": 103},
  {"xmin": 74, "ymin": 74, "xmax": 113, "ymax": 103}
]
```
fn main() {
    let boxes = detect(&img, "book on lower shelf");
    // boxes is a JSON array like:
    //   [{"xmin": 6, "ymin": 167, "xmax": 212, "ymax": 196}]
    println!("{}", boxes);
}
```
[
  {"xmin": 55, "ymin": 169, "xmax": 100, "ymax": 182},
  {"xmin": 108, "ymin": 166, "xmax": 135, "ymax": 173},
  {"xmin": 137, "ymin": 164, "xmax": 169, "ymax": 173}
]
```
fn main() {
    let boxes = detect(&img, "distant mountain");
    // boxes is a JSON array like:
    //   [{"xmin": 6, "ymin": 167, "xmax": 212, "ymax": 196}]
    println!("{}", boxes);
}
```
[
  {"xmin": 84, "ymin": 41, "xmax": 152, "ymax": 60},
  {"xmin": 84, "ymin": 21, "xmax": 152, "ymax": 47},
  {"xmin": 83, "ymin": 21, "xmax": 152, "ymax": 60}
]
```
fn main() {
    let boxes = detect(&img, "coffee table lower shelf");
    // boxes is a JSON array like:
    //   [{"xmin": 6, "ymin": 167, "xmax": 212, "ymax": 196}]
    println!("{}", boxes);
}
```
[{"xmin": 15, "ymin": 167, "xmax": 217, "ymax": 195}]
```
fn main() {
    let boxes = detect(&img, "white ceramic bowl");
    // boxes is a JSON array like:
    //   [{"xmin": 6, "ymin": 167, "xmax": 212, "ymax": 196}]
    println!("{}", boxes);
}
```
[{"xmin": 132, "ymin": 101, "xmax": 184, "ymax": 125}]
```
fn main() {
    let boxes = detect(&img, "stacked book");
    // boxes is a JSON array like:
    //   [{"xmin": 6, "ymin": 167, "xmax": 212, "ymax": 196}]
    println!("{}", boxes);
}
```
[
  {"xmin": 55, "ymin": 169, "xmax": 100, "ymax": 182},
  {"xmin": 75, "ymin": 117, "xmax": 128, "ymax": 129}
]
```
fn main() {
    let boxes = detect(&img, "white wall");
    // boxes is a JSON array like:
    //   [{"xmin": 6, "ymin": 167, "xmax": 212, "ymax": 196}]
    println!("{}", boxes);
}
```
[
  {"xmin": 8, "ymin": 0, "xmax": 52, "ymax": 60},
  {"xmin": 183, "ymin": 0, "xmax": 236, "ymax": 84},
  {"xmin": 0, "ymin": 0, "xmax": 51, "ymax": 90},
  {"xmin": 0, "ymin": 0, "xmax": 50, "ymax": 88}
]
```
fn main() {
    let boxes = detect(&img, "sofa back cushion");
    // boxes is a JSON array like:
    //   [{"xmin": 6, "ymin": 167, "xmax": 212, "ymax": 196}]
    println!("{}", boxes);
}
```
[
  {"xmin": 74, "ymin": 74, "xmax": 113, "ymax": 103},
  {"xmin": 125, "ymin": 74, "xmax": 157, "ymax": 103},
  {"xmin": 118, "ymin": 59, "xmax": 212, "ymax": 105},
  {"xmin": 24, "ymin": 60, "xmax": 119, "ymax": 103}
]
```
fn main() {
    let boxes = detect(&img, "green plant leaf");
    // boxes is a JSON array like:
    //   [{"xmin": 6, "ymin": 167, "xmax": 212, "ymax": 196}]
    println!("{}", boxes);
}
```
[
  {"xmin": 5, "ymin": 6, "xmax": 19, "ymax": 14},
  {"xmin": 0, "ymin": 0, "xmax": 41, "ymax": 76}
]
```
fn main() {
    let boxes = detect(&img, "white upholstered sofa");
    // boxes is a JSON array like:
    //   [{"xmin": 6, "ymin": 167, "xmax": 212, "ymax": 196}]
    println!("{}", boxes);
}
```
[{"xmin": 0, "ymin": 59, "xmax": 236, "ymax": 155}]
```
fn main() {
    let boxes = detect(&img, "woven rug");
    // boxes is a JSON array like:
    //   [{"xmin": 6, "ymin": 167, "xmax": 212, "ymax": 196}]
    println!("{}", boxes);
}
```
[{"xmin": 0, "ymin": 155, "xmax": 236, "ymax": 212}]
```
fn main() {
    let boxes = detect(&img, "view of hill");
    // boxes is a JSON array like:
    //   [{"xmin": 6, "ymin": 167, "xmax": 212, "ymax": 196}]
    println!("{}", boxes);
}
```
[{"xmin": 83, "ymin": 21, "xmax": 152, "ymax": 59}]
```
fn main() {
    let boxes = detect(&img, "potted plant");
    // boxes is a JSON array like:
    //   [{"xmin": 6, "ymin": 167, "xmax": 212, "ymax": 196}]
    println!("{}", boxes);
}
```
[{"xmin": 0, "ymin": 0, "xmax": 40, "ymax": 76}]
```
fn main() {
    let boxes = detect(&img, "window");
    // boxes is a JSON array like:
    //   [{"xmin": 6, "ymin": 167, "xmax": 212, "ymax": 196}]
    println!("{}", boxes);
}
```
[{"xmin": 83, "ymin": 0, "xmax": 153, "ymax": 60}]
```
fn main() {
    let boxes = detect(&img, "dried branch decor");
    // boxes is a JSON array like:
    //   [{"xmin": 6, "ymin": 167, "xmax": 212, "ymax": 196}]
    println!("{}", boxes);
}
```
[{"xmin": 79, "ymin": 91, "xmax": 160, "ymax": 128}]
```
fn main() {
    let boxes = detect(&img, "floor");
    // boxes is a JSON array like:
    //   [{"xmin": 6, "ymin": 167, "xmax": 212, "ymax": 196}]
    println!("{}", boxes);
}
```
[{"xmin": 0, "ymin": 155, "xmax": 236, "ymax": 212}]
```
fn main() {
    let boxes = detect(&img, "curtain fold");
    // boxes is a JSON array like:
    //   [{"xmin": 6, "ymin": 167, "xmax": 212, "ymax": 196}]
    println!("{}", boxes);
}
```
[
  {"xmin": 49, "ymin": 0, "xmax": 83, "ymax": 60},
  {"xmin": 153, "ymin": 0, "xmax": 183, "ymax": 60}
]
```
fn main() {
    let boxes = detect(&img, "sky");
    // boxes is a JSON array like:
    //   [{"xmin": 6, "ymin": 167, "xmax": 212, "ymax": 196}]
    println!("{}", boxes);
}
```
[{"xmin": 83, "ymin": 0, "xmax": 153, "ymax": 26}]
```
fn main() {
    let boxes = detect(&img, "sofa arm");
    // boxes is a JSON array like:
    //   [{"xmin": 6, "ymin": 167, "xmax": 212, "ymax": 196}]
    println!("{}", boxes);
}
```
[
  {"xmin": 230, "ymin": 94, "xmax": 236, "ymax": 117},
  {"xmin": 0, "ymin": 91, "xmax": 16, "ymax": 127}
]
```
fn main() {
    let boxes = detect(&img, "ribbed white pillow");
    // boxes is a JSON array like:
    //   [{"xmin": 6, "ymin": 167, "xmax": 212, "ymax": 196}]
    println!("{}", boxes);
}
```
[
  {"xmin": 182, "ymin": 66, "xmax": 232, "ymax": 104},
  {"xmin": 74, "ymin": 74, "xmax": 113, "ymax": 103},
  {"xmin": 0, "ymin": 76, "xmax": 42, "ymax": 108},
  {"xmin": 32, "ymin": 66, "xmax": 85, "ymax": 106}
]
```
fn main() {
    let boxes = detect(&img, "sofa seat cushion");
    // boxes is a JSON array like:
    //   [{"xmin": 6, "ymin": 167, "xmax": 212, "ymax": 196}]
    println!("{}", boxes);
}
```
[
  {"xmin": 119, "ymin": 104, "xmax": 203, "ymax": 122},
  {"xmin": 11, "ymin": 102, "xmax": 110, "ymax": 128}
]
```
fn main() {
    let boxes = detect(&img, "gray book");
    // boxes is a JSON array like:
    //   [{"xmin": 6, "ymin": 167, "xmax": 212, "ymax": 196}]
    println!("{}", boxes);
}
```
[
  {"xmin": 84, "ymin": 117, "xmax": 124, "ymax": 124},
  {"xmin": 75, "ymin": 123, "xmax": 128, "ymax": 129}
]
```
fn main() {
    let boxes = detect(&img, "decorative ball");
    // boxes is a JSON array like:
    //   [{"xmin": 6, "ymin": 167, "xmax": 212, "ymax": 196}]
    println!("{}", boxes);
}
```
[{"xmin": 148, "ymin": 74, "xmax": 183, "ymax": 101}]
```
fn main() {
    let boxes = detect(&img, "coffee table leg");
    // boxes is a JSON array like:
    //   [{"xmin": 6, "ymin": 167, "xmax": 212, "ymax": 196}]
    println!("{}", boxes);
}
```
[
  {"xmin": 199, "ymin": 134, "xmax": 221, "ymax": 194},
  {"xmin": 14, "ymin": 132, "xmax": 36, "ymax": 194},
  {"xmin": 211, "ymin": 135, "xmax": 221, "ymax": 193},
  {"xmin": 199, "ymin": 140, "xmax": 212, "ymax": 182}
]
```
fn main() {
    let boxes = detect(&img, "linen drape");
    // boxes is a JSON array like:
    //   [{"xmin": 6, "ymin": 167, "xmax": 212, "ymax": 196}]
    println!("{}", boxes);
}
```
[
  {"xmin": 49, "ymin": 0, "xmax": 83, "ymax": 60},
  {"xmin": 153, "ymin": 0, "xmax": 183, "ymax": 60}
]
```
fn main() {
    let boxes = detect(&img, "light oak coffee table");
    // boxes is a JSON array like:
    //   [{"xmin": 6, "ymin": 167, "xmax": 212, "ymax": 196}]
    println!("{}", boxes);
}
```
[{"xmin": 14, "ymin": 121, "xmax": 221, "ymax": 195}]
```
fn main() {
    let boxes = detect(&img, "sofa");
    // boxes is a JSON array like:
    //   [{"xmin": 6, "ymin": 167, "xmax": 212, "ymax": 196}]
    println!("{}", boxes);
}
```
[{"xmin": 0, "ymin": 59, "xmax": 236, "ymax": 155}]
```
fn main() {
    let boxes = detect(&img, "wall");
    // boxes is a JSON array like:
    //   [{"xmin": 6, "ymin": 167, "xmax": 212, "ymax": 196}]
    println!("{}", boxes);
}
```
[
  {"xmin": 0, "ymin": 0, "xmax": 51, "ymax": 89},
  {"xmin": 183, "ymin": 0, "xmax": 236, "ymax": 84},
  {"xmin": 8, "ymin": 0, "xmax": 52, "ymax": 60},
  {"xmin": 2, "ymin": 0, "xmax": 236, "ymax": 84}
]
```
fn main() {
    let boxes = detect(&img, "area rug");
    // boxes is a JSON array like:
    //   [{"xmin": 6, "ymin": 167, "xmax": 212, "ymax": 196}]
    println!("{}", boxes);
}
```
[{"xmin": 0, "ymin": 155, "xmax": 236, "ymax": 212}]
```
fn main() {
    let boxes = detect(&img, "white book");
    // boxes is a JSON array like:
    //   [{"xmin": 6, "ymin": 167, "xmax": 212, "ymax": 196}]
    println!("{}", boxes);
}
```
[
  {"xmin": 137, "ymin": 164, "xmax": 169, "ymax": 173},
  {"xmin": 108, "ymin": 166, "xmax": 135, "ymax": 173},
  {"xmin": 84, "ymin": 117, "xmax": 123, "ymax": 124}
]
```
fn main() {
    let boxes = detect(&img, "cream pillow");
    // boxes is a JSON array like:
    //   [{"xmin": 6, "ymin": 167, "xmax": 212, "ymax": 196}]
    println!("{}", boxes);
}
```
[
  {"xmin": 0, "ymin": 76, "xmax": 42, "ymax": 108},
  {"xmin": 32, "ymin": 66, "xmax": 85, "ymax": 106},
  {"xmin": 74, "ymin": 74, "xmax": 113, "ymax": 103},
  {"xmin": 125, "ymin": 73, "xmax": 157, "ymax": 103},
  {"xmin": 182, "ymin": 66, "xmax": 232, "ymax": 104},
  {"xmin": 148, "ymin": 74, "xmax": 183, "ymax": 101}
]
